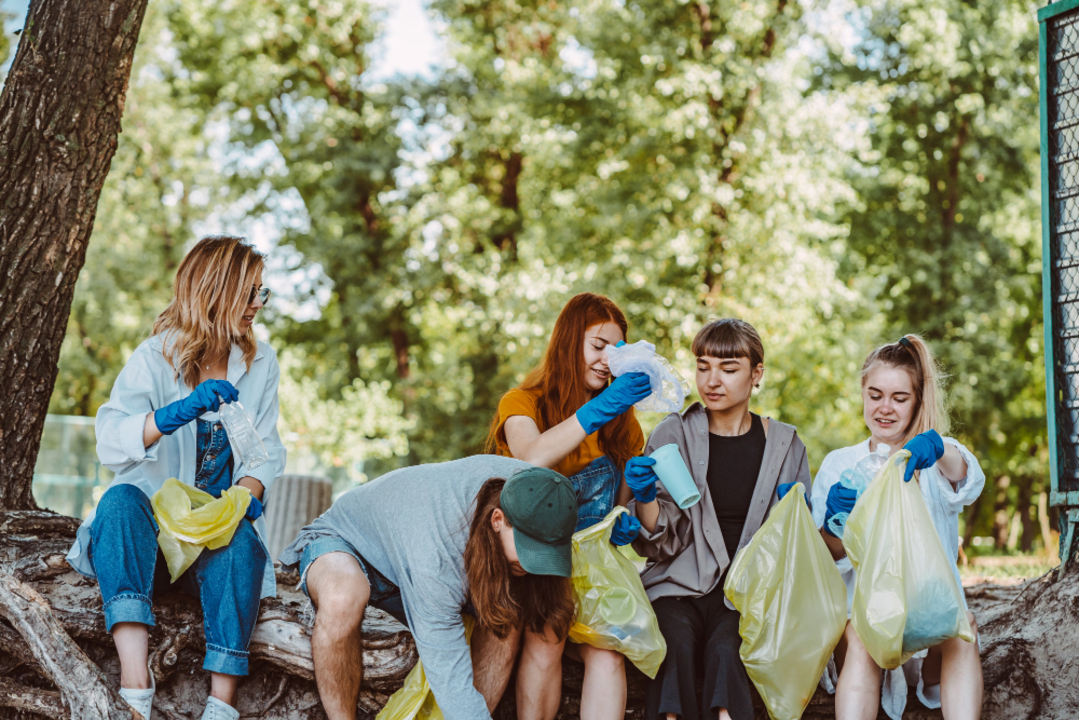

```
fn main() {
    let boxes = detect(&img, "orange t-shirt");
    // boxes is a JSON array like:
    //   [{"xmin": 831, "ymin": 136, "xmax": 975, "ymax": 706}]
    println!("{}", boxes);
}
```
[{"xmin": 493, "ymin": 387, "xmax": 645, "ymax": 478}]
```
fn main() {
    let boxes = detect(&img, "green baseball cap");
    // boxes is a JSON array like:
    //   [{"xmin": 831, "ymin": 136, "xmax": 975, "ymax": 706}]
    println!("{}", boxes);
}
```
[{"xmin": 500, "ymin": 467, "xmax": 578, "ymax": 577}]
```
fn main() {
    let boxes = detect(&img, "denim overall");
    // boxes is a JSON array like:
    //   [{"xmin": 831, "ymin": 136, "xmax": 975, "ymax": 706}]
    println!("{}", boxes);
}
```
[
  {"xmin": 570, "ymin": 455, "xmax": 620, "ymax": 532},
  {"xmin": 89, "ymin": 420, "xmax": 266, "ymax": 676}
]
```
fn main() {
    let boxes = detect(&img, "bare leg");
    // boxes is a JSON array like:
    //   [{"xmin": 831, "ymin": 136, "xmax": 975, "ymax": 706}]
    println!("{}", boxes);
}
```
[
  {"xmin": 578, "ymin": 644, "xmax": 626, "ymax": 720},
  {"xmin": 835, "ymin": 621, "xmax": 881, "ymax": 720},
  {"xmin": 210, "ymin": 673, "xmax": 239, "ymax": 706},
  {"xmin": 112, "ymin": 622, "xmax": 151, "ymax": 689},
  {"xmin": 932, "ymin": 613, "xmax": 983, "ymax": 720},
  {"xmin": 307, "ymin": 553, "xmax": 371, "ymax": 720},
  {"xmin": 470, "ymin": 622, "xmax": 522, "ymax": 711},
  {"xmin": 516, "ymin": 627, "xmax": 564, "ymax": 720},
  {"xmin": 718, "ymin": 711, "xmax": 732, "ymax": 720}
]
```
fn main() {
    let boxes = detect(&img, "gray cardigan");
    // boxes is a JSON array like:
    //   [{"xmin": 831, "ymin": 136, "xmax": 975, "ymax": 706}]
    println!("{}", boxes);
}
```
[{"xmin": 628, "ymin": 403, "xmax": 811, "ymax": 606}]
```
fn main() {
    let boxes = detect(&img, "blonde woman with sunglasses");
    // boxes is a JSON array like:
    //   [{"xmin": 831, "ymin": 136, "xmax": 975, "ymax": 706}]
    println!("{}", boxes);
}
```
[{"xmin": 66, "ymin": 235, "xmax": 286, "ymax": 720}]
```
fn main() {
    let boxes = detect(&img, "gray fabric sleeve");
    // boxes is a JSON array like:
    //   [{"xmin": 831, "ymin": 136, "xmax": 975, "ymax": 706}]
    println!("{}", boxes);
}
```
[{"xmin": 399, "ymin": 576, "xmax": 491, "ymax": 720}]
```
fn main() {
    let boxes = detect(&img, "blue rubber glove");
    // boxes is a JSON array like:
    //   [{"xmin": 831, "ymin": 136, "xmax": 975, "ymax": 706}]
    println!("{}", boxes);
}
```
[
  {"xmin": 245, "ymin": 495, "xmax": 264, "ymax": 522},
  {"xmin": 823, "ymin": 483, "xmax": 858, "ymax": 538},
  {"xmin": 625, "ymin": 455, "xmax": 659, "ymax": 503},
  {"xmin": 609, "ymin": 512, "xmax": 641, "ymax": 546},
  {"xmin": 153, "ymin": 379, "xmax": 239, "ymax": 435},
  {"xmin": 777, "ymin": 481, "xmax": 811, "ymax": 510},
  {"xmin": 902, "ymin": 429, "xmax": 945, "ymax": 482},
  {"xmin": 575, "ymin": 372, "xmax": 652, "ymax": 435}
]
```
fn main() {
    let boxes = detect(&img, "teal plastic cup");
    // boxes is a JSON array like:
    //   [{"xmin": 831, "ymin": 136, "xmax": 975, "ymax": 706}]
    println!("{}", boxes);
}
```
[{"xmin": 649, "ymin": 443, "xmax": 701, "ymax": 509}]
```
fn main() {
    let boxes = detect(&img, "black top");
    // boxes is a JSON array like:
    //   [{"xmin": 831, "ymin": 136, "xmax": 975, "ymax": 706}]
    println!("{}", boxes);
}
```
[{"xmin": 707, "ymin": 413, "xmax": 767, "ymax": 559}]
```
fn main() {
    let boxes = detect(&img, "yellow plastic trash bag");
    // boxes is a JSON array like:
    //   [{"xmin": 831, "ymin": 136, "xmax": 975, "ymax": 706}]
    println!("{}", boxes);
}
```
[
  {"xmin": 724, "ymin": 484, "xmax": 847, "ymax": 720},
  {"xmin": 376, "ymin": 616, "xmax": 475, "ymax": 720},
  {"xmin": 151, "ymin": 478, "xmax": 252, "ymax": 582},
  {"xmin": 844, "ymin": 450, "xmax": 974, "ymax": 670},
  {"xmin": 567, "ymin": 507, "xmax": 667, "ymax": 679}
]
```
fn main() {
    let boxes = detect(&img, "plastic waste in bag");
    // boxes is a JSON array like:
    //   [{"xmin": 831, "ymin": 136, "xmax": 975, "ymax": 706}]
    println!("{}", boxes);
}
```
[
  {"xmin": 376, "ymin": 616, "xmax": 475, "ymax": 720},
  {"xmin": 151, "ymin": 478, "xmax": 252, "ymax": 582},
  {"xmin": 568, "ymin": 507, "xmax": 667, "ymax": 678},
  {"xmin": 843, "ymin": 449, "xmax": 974, "ymax": 669},
  {"xmin": 605, "ymin": 340, "xmax": 691, "ymax": 413},
  {"xmin": 724, "ymin": 484, "xmax": 847, "ymax": 720},
  {"xmin": 218, "ymin": 398, "xmax": 270, "ymax": 469},
  {"xmin": 826, "ymin": 443, "xmax": 890, "ymax": 539}
]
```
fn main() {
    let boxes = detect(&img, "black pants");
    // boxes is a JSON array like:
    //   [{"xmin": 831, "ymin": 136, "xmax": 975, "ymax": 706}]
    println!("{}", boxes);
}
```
[{"xmin": 646, "ymin": 586, "xmax": 753, "ymax": 720}]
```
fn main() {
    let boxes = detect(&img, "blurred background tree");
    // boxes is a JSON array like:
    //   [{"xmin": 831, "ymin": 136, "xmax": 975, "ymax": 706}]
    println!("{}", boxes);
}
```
[{"xmin": 0, "ymin": 0, "xmax": 1048, "ymax": 554}]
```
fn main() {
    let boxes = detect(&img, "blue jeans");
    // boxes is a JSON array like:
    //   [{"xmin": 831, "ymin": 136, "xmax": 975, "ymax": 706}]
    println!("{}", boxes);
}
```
[
  {"xmin": 570, "ymin": 455, "xmax": 619, "ymax": 532},
  {"xmin": 90, "ymin": 421, "xmax": 263, "ymax": 676}
]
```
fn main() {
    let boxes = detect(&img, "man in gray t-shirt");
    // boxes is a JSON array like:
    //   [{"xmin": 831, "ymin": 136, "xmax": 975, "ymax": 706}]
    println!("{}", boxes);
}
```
[{"xmin": 279, "ymin": 455, "xmax": 579, "ymax": 720}]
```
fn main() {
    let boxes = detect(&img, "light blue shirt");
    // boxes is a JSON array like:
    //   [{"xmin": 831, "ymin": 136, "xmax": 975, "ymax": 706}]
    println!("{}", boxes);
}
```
[{"xmin": 66, "ymin": 334, "xmax": 286, "ymax": 599}]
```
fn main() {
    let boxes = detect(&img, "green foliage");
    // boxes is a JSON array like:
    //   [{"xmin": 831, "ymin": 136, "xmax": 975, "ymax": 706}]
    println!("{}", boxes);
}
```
[
  {"xmin": 816, "ymin": 0, "xmax": 1046, "ymax": 539},
  {"xmin": 53, "ymin": 0, "xmax": 1050, "ymax": 548}
]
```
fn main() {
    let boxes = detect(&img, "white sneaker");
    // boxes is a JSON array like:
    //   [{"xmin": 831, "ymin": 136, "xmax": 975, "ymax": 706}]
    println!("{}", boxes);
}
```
[
  {"xmin": 118, "ymin": 661, "xmax": 155, "ymax": 720},
  {"xmin": 200, "ymin": 696, "xmax": 239, "ymax": 720}
]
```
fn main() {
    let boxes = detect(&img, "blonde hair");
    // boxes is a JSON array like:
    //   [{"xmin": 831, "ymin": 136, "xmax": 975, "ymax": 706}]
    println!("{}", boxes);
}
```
[
  {"xmin": 153, "ymin": 235, "xmax": 264, "ymax": 387},
  {"xmin": 861, "ymin": 333, "xmax": 949, "ymax": 444}
]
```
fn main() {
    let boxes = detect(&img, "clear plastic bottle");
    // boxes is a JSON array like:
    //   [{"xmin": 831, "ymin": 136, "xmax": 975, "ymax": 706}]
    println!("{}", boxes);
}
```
[
  {"xmin": 827, "ymin": 444, "xmax": 891, "ymax": 538},
  {"xmin": 218, "ymin": 399, "xmax": 270, "ymax": 469}
]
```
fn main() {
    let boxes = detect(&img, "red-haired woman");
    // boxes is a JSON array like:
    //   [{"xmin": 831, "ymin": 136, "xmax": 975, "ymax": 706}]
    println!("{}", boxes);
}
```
[{"xmin": 488, "ymin": 292, "xmax": 651, "ymax": 720}]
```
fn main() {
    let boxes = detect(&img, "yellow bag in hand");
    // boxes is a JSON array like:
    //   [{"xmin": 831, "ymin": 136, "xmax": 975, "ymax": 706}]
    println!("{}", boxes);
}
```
[
  {"xmin": 843, "ymin": 450, "xmax": 973, "ymax": 670},
  {"xmin": 724, "ymin": 484, "xmax": 847, "ymax": 720},
  {"xmin": 151, "ymin": 478, "xmax": 252, "ymax": 582},
  {"xmin": 567, "ymin": 507, "xmax": 666, "ymax": 679},
  {"xmin": 376, "ymin": 616, "xmax": 475, "ymax": 720}
]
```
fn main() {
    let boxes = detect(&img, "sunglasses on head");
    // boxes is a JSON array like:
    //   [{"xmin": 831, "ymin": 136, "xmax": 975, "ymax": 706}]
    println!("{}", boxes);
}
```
[{"xmin": 248, "ymin": 286, "xmax": 271, "ymax": 305}]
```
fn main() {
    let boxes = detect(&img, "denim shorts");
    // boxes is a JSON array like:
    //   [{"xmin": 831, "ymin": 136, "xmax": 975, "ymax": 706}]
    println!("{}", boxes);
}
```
[{"xmin": 298, "ymin": 536, "xmax": 408, "ymax": 625}]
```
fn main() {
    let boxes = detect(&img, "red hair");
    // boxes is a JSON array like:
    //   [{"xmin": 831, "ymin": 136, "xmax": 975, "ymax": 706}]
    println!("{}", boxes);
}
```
[{"xmin": 488, "ymin": 293, "xmax": 639, "ymax": 473}]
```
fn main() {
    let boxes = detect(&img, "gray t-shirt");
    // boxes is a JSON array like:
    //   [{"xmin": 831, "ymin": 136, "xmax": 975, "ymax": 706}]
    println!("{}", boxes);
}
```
[{"xmin": 280, "ymin": 454, "xmax": 532, "ymax": 720}]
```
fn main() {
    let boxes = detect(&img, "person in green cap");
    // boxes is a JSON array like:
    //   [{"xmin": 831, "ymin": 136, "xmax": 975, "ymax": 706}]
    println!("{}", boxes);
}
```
[{"xmin": 278, "ymin": 456, "xmax": 579, "ymax": 720}]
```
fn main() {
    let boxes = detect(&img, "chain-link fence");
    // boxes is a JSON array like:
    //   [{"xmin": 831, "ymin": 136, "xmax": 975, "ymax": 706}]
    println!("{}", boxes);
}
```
[{"xmin": 1046, "ymin": 10, "xmax": 1079, "ymax": 497}]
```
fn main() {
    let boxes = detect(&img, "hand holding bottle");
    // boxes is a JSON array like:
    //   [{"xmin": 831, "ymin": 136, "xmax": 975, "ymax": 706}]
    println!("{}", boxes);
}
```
[{"xmin": 154, "ymin": 379, "xmax": 239, "ymax": 435}]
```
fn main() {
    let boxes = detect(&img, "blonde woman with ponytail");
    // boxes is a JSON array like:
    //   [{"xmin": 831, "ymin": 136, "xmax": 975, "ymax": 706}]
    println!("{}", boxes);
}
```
[
  {"xmin": 809, "ymin": 335, "xmax": 985, "ymax": 720},
  {"xmin": 66, "ymin": 236, "xmax": 287, "ymax": 720}
]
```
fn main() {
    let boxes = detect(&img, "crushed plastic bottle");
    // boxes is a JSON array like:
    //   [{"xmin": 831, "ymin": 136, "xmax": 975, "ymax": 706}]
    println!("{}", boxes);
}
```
[
  {"xmin": 218, "ymin": 398, "xmax": 270, "ymax": 469},
  {"xmin": 605, "ymin": 340, "xmax": 691, "ymax": 413},
  {"xmin": 826, "ymin": 443, "xmax": 890, "ymax": 539}
]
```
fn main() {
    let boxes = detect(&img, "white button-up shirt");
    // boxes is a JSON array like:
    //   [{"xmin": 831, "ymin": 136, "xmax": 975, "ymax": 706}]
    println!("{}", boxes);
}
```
[
  {"xmin": 66, "ymin": 334, "xmax": 286, "ymax": 599},
  {"xmin": 810, "ymin": 436, "xmax": 985, "ymax": 719}
]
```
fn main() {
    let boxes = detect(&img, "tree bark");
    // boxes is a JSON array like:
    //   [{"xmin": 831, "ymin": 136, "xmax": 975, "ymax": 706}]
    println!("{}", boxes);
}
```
[{"xmin": 0, "ymin": 0, "xmax": 150, "ymax": 511}]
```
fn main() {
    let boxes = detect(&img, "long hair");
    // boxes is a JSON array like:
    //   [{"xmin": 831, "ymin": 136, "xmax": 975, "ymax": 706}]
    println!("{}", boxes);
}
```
[
  {"xmin": 861, "ymin": 333, "xmax": 949, "ymax": 446},
  {"xmin": 487, "ymin": 293, "xmax": 639, "ymax": 473},
  {"xmin": 464, "ymin": 479, "xmax": 577, "ymax": 640},
  {"xmin": 152, "ymin": 235, "xmax": 264, "ymax": 387}
]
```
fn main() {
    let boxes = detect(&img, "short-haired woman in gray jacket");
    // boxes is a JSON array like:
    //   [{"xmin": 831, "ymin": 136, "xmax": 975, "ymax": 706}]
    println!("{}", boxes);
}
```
[{"xmin": 625, "ymin": 318, "xmax": 812, "ymax": 720}]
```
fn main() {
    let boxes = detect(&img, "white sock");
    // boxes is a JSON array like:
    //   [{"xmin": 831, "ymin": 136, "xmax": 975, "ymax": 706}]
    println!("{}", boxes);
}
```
[
  {"xmin": 118, "ymin": 686, "xmax": 154, "ymax": 720},
  {"xmin": 200, "ymin": 695, "xmax": 239, "ymax": 720},
  {"xmin": 119, "ymin": 660, "xmax": 155, "ymax": 720}
]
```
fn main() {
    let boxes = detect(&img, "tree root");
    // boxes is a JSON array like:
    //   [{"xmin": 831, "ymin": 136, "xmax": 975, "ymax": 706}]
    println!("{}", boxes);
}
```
[{"xmin": 0, "ymin": 572, "xmax": 134, "ymax": 720}]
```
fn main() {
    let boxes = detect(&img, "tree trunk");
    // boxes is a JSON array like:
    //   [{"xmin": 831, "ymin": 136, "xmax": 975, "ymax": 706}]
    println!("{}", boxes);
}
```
[{"xmin": 0, "ymin": 0, "xmax": 150, "ymax": 511}]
